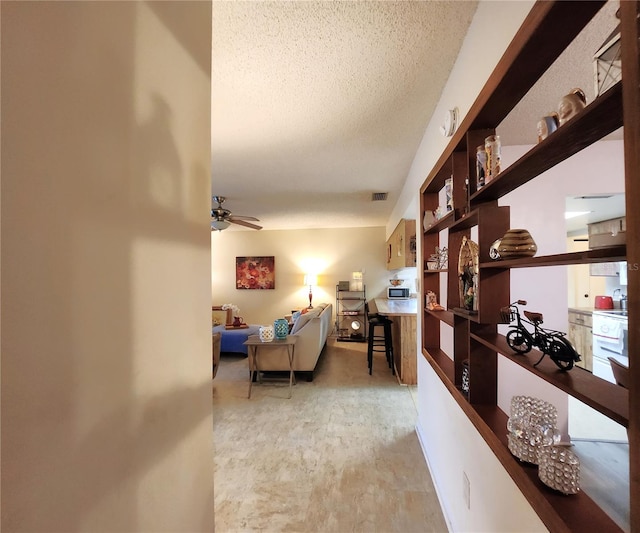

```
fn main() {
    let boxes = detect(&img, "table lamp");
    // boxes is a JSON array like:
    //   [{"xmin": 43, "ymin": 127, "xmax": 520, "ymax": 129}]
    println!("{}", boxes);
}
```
[{"xmin": 304, "ymin": 274, "xmax": 317, "ymax": 309}]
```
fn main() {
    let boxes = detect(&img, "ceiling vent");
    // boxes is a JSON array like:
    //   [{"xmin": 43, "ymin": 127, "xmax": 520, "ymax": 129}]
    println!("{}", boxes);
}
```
[{"xmin": 372, "ymin": 192, "xmax": 388, "ymax": 201}]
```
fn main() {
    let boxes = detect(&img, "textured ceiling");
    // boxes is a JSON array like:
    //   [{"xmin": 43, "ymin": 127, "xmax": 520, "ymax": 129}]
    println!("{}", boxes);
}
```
[
  {"xmin": 212, "ymin": 0, "xmax": 478, "ymax": 231},
  {"xmin": 211, "ymin": 1, "xmax": 621, "ymax": 232}
]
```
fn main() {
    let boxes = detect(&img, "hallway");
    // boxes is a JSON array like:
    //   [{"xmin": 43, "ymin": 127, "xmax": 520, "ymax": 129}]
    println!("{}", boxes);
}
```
[{"xmin": 212, "ymin": 337, "xmax": 448, "ymax": 532}]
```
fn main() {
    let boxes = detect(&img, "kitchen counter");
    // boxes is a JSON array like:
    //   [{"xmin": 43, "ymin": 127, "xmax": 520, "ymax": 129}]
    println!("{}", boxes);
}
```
[
  {"xmin": 374, "ymin": 298, "xmax": 417, "ymax": 385},
  {"xmin": 374, "ymin": 298, "xmax": 418, "ymax": 317}
]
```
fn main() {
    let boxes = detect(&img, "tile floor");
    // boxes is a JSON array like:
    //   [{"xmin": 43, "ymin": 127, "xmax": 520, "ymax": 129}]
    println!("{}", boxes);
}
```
[{"xmin": 212, "ymin": 337, "xmax": 448, "ymax": 533}]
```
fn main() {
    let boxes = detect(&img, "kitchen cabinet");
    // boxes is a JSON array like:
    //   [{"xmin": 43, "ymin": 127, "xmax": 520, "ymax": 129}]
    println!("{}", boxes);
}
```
[
  {"xmin": 568, "ymin": 309, "xmax": 593, "ymax": 372},
  {"xmin": 374, "ymin": 298, "xmax": 417, "ymax": 385},
  {"xmin": 386, "ymin": 219, "xmax": 416, "ymax": 270},
  {"xmin": 589, "ymin": 216, "xmax": 626, "ymax": 249},
  {"xmin": 418, "ymin": 2, "xmax": 638, "ymax": 531}
]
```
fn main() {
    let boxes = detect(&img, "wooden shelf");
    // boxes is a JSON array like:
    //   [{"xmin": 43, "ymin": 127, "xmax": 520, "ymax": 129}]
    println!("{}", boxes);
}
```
[
  {"xmin": 418, "ymin": 2, "xmax": 638, "ymax": 530},
  {"xmin": 471, "ymin": 332, "xmax": 629, "ymax": 427},
  {"xmin": 422, "ymin": 352, "xmax": 624, "ymax": 533},
  {"xmin": 424, "ymin": 308, "xmax": 454, "ymax": 327},
  {"xmin": 449, "ymin": 209, "xmax": 478, "ymax": 232},
  {"xmin": 423, "ymin": 211, "xmax": 454, "ymax": 234},
  {"xmin": 419, "ymin": 0, "xmax": 607, "ymax": 196},
  {"xmin": 473, "ymin": 405, "xmax": 623, "ymax": 533},
  {"xmin": 471, "ymin": 82, "xmax": 623, "ymax": 205},
  {"xmin": 451, "ymin": 307, "xmax": 481, "ymax": 323},
  {"xmin": 424, "ymin": 268, "xmax": 448, "ymax": 274},
  {"xmin": 480, "ymin": 245, "xmax": 627, "ymax": 268},
  {"xmin": 422, "ymin": 347, "xmax": 454, "ymax": 385}
]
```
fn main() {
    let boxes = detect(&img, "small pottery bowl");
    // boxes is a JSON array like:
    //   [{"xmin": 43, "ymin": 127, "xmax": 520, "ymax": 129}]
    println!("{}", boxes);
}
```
[
  {"xmin": 389, "ymin": 279, "xmax": 405, "ymax": 286},
  {"xmin": 497, "ymin": 229, "xmax": 537, "ymax": 259}
]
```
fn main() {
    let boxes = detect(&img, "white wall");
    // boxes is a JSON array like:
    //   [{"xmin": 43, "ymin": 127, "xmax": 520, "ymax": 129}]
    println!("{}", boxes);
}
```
[
  {"xmin": 211, "ymin": 226, "xmax": 388, "ymax": 325},
  {"xmin": 1, "ymin": 3, "xmax": 215, "ymax": 531},
  {"xmin": 400, "ymin": 1, "xmax": 552, "ymax": 531}
]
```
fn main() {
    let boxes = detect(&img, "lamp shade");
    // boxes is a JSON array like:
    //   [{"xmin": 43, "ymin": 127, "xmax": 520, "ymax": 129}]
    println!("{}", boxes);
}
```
[
  {"xmin": 304, "ymin": 274, "xmax": 317, "ymax": 286},
  {"xmin": 211, "ymin": 219, "xmax": 230, "ymax": 231}
]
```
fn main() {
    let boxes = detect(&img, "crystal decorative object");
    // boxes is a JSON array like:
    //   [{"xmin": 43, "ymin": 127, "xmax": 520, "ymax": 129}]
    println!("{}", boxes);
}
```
[
  {"xmin": 507, "ymin": 396, "xmax": 558, "ymax": 465},
  {"xmin": 538, "ymin": 445, "xmax": 581, "ymax": 495}
]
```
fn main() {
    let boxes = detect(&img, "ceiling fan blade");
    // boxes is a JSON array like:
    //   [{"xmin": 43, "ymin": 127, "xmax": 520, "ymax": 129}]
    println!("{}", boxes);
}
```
[
  {"xmin": 229, "ymin": 215, "xmax": 260, "ymax": 222},
  {"xmin": 230, "ymin": 219, "xmax": 262, "ymax": 230}
]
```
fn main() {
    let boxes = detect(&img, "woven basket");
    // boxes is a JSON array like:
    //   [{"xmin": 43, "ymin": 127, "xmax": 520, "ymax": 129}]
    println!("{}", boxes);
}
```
[{"xmin": 458, "ymin": 236, "xmax": 479, "ymax": 311}]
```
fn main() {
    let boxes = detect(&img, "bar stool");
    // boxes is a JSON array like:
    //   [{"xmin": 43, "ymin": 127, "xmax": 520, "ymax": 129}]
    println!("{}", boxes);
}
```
[{"xmin": 365, "ymin": 301, "xmax": 394, "ymax": 375}]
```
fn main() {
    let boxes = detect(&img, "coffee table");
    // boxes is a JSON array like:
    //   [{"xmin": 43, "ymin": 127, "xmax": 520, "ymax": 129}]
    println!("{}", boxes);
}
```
[{"xmin": 244, "ymin": 335, "xmax": 298, "ymax": 399}]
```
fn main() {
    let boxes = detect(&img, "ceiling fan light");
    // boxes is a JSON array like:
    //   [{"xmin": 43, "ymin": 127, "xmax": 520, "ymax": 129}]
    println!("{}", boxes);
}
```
[{"xmin": 211, "ymin": 219, "xmax": 230, "ymax": 231}]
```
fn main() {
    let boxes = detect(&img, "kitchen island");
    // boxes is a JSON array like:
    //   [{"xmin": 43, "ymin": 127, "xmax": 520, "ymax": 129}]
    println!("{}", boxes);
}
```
[{"xmin": 374, "ymin": 298, "xmax": 417, "ymax": 385}]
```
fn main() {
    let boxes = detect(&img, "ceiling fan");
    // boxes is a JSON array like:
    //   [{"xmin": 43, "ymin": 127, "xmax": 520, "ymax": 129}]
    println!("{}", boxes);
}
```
[{"xmin": 211, "ymin": 196, "xmax": 262, "ymax": 231}]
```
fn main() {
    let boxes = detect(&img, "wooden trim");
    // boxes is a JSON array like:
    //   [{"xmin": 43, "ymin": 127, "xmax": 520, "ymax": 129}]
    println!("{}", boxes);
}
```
[
  {"xmin": 620, "ymin": 1, "xmax": 640, "ymax": 531},
  {"xmin": 419, "ymin": 1, "xmax": 606, "ymax": 195}
]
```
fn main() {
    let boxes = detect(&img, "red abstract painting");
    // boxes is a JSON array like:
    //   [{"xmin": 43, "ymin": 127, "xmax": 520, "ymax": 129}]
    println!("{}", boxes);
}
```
[{"xmin": 235, "ymin": 256, "xmax": 275, "ymax": 290}]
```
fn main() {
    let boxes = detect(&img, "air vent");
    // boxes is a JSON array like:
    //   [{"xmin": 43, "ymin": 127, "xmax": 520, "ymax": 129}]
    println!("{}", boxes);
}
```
[{"xmin": 372, "ymin": 192, "xmax": 388, "ymax": 201}]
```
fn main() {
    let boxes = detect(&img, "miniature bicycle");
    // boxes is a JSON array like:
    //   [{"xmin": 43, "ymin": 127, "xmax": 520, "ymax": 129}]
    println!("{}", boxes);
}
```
[{"xmin": 500, "ymin": 300, "xmax": 581, "ymax": 371}]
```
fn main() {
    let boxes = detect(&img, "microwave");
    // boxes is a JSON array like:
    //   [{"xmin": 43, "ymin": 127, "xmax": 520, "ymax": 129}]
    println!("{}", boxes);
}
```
[{"xmin": 387, "ymin": 286, "xmax": 410, "ymax": 300}]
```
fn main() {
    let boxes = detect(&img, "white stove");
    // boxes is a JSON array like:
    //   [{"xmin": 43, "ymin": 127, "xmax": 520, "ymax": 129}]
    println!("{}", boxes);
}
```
[{"xmin": 592, "ymin": 309, "xmax": 628, "ymax": 383}]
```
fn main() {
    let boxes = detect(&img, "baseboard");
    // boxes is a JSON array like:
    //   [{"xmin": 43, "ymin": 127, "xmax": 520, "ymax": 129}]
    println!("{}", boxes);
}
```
[{"xmin": 415, "ymin": 422, "xmax": 453, "ymax": 533}]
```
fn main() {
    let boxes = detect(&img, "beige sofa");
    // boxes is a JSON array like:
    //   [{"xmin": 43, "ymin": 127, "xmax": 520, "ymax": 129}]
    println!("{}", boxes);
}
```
[{"xmin": 255, "ymin": 303, "xmax": 332, "ymax": 381}]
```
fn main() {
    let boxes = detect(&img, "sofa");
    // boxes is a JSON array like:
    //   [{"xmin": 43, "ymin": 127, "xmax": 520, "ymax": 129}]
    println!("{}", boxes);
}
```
[{"xmin": 255, "ymin": 303, "xmax": 332, "ymax": 381}]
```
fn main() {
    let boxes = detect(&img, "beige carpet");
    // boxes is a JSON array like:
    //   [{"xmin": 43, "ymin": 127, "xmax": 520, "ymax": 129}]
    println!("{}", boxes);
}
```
[{"xmin": 212, "ymin": 337, "xmax": 448, "ymax": 533}]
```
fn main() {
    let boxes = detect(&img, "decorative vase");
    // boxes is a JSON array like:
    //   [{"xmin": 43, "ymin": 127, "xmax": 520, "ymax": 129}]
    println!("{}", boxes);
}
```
[
  {"xmin": 497, "ymin": 229, "xmax": 537, "ymax": 259},
  {"xmin": 274, "ymin": 318, "xmax": 289, "ymax": 340},
  {"xmin": 484, "ymin": 134, "xmax": 501, "ymax": 183},
  {"xmin": 423, "ymin": 210, "xmax": 435, "ymax": 231},
  {"xmin": 258, "ymin": 325, "xmax": 274, "ymax": 343},
  {"xmin": 232, "ymin": 316, "xmax": 243, "ymax": 327},
  {"xmin": 537, "ymin": 113, "xmax": 559, "ymax": 142},
  {"xmin": 557, "ymin": 88, "xmax": 586, "ymax": 125}
]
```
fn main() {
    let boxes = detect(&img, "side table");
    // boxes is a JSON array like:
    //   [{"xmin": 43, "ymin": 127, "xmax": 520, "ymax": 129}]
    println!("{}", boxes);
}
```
[{"xmin": 244, "ymin": 335, "xmax": 298, "ymax": 399}]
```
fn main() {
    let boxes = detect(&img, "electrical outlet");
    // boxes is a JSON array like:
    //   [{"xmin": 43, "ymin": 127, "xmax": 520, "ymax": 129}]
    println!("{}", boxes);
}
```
[{"xmin": 463, "ymin": 472, "xmax": 470, "ymax": 509}]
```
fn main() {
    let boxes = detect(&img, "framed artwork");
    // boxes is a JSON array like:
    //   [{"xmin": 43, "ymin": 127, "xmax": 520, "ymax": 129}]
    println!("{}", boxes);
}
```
[{"xmin": 236, "ymin": 256, "xmax": 275, "ymax": 290}]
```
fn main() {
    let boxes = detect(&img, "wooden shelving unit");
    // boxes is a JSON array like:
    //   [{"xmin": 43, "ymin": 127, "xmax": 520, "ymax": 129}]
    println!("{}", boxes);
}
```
[{"xmin": 419, "ymin": 1, "xmax": 639, "ymax": 531}]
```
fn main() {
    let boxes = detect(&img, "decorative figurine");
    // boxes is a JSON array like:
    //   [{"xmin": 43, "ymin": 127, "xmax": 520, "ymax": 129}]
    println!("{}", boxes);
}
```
[
  {"xmin": 557, "ymin": 88, "xmax": 586, "ymax": 125},
  {"xmin": 426, "ymin": 290, "xmax": 445, "ymax": 311},
  {"xmin": 536, "ymin": 113, "xmax": 559, "ymax": 142},
  {"xmin": 500, "ymin": 300, "xmax": 581, "ymax": 370},
  {"xmin": 428, "ymin": 246, "xmax": 448, "ymax": 270},
  {"xmin": 458, "ymin": 236, "xmax": 479, "ymax": 312},
  {"xmin": 423, "ymin": 210, "xmax": 436, "ymax": 231}
]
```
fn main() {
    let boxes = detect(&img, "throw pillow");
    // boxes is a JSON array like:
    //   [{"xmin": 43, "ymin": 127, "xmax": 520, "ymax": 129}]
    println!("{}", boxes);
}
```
[{"xmin": 291, "ymin": 307, "xmax": 321, "ymax": 334}]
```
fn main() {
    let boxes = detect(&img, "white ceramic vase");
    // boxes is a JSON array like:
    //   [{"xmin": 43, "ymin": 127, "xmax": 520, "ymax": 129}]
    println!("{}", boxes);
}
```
[{"xmin": 259, "ymin": 325, "xmax": 275, "ymax": 342}]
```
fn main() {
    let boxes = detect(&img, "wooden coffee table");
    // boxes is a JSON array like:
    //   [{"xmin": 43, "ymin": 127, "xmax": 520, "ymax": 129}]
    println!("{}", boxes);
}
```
[{"xmin": 244, "ymin": 335, "xmax": 298, "ymax": 399}]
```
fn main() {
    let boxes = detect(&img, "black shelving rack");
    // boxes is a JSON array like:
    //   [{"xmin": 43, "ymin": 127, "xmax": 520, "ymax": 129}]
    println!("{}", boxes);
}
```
[{"xmin": 335, "ymin": 285, "xmax": 367, "ymax": 342}]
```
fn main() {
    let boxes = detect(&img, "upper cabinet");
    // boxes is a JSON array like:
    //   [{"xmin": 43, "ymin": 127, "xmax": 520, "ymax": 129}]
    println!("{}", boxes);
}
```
[{"xmin": 386, "ymin": 219, "xmax": 416, "ymax": 270}]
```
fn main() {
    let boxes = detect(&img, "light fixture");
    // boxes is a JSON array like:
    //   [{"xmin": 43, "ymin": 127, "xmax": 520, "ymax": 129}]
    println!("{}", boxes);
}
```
[
  {"xmin": 564, "ymin": 211, "xmax": 591, "ymax": 220},
  {"xmin": 303, "ymin": 274, "xmax": 317, "ymax": 309},
  {"xmin": 211, "ymin": 219, "xmax": 230, "ymax": 231}
]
